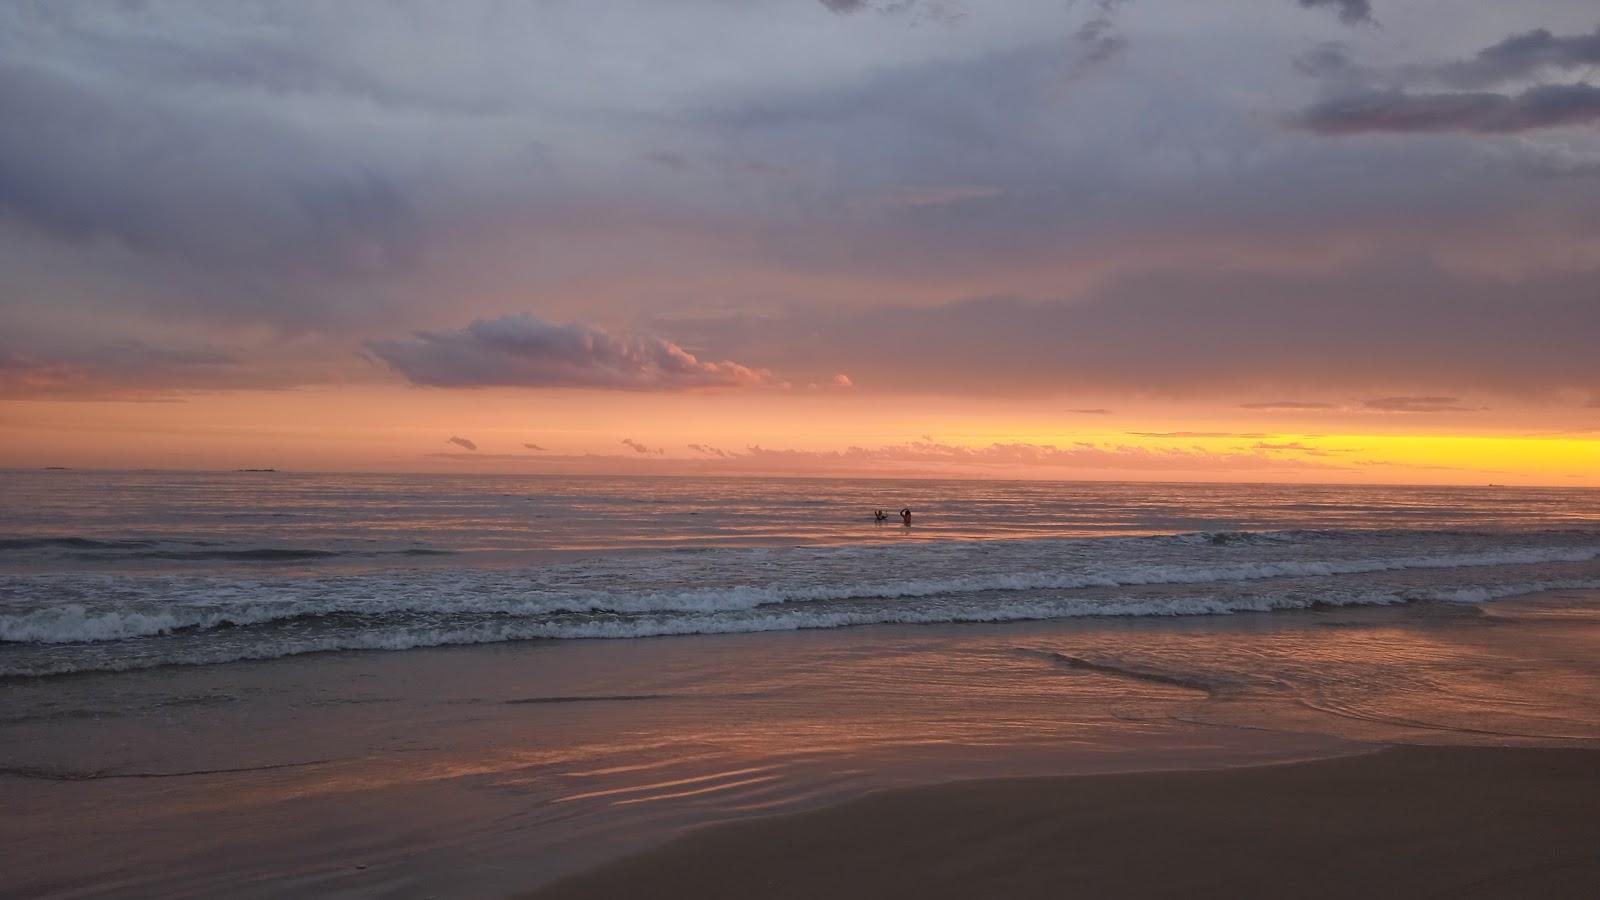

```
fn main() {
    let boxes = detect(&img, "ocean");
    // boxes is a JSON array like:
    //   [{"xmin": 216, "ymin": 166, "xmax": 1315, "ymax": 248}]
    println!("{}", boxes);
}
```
[
  {"xmin": 6, "ymin": 470, "xmax": 1600, "ymax": 896},
  {"xmin": 3, "ymin": 470, "xmax": 1599, "ymax": 677}
]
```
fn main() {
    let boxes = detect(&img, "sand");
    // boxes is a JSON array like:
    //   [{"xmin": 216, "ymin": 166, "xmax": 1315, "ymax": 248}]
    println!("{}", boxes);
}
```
[{"xmin": 532, "ymin": 745, "xmax": 1600, "ymax": 900}]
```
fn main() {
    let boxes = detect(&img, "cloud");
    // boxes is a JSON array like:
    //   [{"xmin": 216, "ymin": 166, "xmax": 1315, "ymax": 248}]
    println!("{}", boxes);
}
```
[
  {"xmin": 1296, "ymin": 84, "xmax": 1600, "ymax": 135},
  {"xmin": 621, "ymin": 437, "xmax": 663, "ymax": 455},
  {"xmin": 1239, "ymin": 401, "xmax": 1336, "ymax": 411},
  {"xmin": 446, "ymin": 435, "xmax": 478, "ymax": 451},
  {"xmin": 688, "ymin": 443, "xmax": 732, "ymax": 457},
  {"xmin": 1130, "ymin": 432, "xmax": 1270, "ymax": 438},
  {"xmin": 1068, "ymin": 408, "xmax": 1114, "ymax": 415},
  {"xmin": 523, "ymin": 443, "xmax": 547, "ymax": 451},
  {"xmin": 1297, "ymin": 0, "xmax": 1373, "ymax": 26},
  {"xmin": 1064, "ymin": 0, "xmax": 1130, "ymax": 82},
  {"xmin": 1293, "ymin": 26, "xmax": 1600, "ymax": 137},
  {"xmin": 1431, "ymin": 27, "xmax": 1600, "ymax": 89},
  {"xmin": 644, "ymin": 150, "xmax": 688, "ymax": 171},
  {"xmin": 873, "ymin": 185, "xmax": 1004, "ymax": 209},
  {"xmin": 0, "ymin": 340, "xmax": 251, "ymax": 399},
  {"xmin": 831, "ymin": 373, "xmax": 854, "ymax": 388},
  {"xmin": 368, "ymin": 314, "xmax": 771, "ymax": 391},
  {"xmin": 1363, "ymin": 396, "xmax": 1482, "ymax": 413},
  {"xmin": 734, "ymin": 438, "xmax": 1340, "ymax": 474},
  {"xmin": 667, "ymin": 258, "xmax": 1600, "ymax": 400},
  {"xmin": 1247, "ymin": 441, "xmax": 1355, "ymax": 456}
]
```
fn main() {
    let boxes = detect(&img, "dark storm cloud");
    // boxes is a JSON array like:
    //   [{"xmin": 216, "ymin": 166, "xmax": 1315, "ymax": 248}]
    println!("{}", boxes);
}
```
[
  {"xmin": 446, "ymin": 436, "xmax": 478, "ymax": 451},
  {"xmin": 1297, "ymin": 83, "xmax": 1600, "ymax": 135},
  {"xmin": 367, "ymin": 315, "xmax": 771, "ymax": 391},
  {"xmin": 1297, "ymin": 0, "xmax": 1374, "ymax": 26}
]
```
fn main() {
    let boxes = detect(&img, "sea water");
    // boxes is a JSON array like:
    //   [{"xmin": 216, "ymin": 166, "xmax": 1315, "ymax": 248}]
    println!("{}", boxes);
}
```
[{"xmin": 3, "ymin": 470, "xmax": 1598, "ymax": 676}]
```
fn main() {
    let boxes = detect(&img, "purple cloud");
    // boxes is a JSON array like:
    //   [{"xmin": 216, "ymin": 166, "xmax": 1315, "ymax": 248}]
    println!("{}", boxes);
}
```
[
  {"xmin": 446, "ymin": 435, "xmax": 478, "ymax": 451},
  {"xmin": 1363, "ymin": 396, "xmax": 1483, "ymax": 413},
  {"xmin": 369, "ymin": 315, "xmax": 771, "ymax": 391},
  {"xmin": 1297, "ymin": 84, "xmax": 1600, "ymax": 135}
]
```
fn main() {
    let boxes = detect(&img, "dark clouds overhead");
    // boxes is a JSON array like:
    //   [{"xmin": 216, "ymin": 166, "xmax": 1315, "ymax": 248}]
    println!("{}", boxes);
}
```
[
  {"xmin": 1294, "ymin": 23, "xmax": 1600, "ymax": 135},
  {"xmin": 1433, "ymin": 26, "xmax": 1600, "ymax": 89},
  {"xmin": 367, "ymin": 315, "xmax": 770, "ymax": 391},
  {"xmin": 1298, "ymin": 84, "xmax": 1600, "ymax": 135},
  {"xmin": 3, "ymin": 2, "xmax": 1599, "ymax": 411}
]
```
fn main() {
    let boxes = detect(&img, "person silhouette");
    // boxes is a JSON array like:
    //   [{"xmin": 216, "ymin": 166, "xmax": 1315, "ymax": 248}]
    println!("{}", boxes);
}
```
[
  {"xmin": 874, "ymin": 509, "xmax": 888, "ymax": 522},
  {"xmin": 900, "ymin": 507, "xmax": 912, "ymax": 526}
]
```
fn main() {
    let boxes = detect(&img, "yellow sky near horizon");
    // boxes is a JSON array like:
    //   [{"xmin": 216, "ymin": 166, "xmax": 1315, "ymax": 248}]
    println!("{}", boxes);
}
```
[{"xmin": 4, "ymin": 387, "xmax": 1596, "ymax": 486}]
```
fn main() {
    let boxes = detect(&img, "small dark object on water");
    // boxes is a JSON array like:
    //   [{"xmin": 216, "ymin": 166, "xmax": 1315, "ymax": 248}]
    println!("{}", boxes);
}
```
[
  {"xmin": 900, "ymin": 507, "xmax": 912, "ymax": 526},
  {"xmin": 874, "ymin": 509, "xmax": 889, "ymax": 522}
]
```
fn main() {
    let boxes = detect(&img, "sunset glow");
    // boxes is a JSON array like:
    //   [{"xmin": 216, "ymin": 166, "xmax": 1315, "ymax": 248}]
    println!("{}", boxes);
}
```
[{"xmin": 2, "ymin": 1, "xmax": 1598, "ymax": 485}]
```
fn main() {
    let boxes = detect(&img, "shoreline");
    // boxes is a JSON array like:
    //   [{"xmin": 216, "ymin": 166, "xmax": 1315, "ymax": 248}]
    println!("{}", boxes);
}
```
[
  {"xmin": 531, "ymin": 743, "xmax": 1600, "ymax": 899},
  {"xmin": 6, "ymin": 591, "xmax": 1598, "ymax": 897}
]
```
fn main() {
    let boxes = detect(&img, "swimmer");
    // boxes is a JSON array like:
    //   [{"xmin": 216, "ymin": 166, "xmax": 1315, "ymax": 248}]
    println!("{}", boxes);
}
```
[{"xmin": 900, "ymin": 507, "xmax": 912, "ymax": 526}]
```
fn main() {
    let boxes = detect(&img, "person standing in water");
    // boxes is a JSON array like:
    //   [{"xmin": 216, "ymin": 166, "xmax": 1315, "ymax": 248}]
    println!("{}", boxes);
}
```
[{"xmin": 900, "ymin": 507, "xmax": 912, "ymax": 526}]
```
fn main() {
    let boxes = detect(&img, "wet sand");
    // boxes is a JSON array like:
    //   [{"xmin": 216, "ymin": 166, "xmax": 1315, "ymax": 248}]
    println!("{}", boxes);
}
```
[
  {"xmin": 5, "ymin": 592, "xmax": 1599, "ymax": 897},
  {"xmin": 533, "ymin": 744, "xmax": 1600, "ymax": 900}
]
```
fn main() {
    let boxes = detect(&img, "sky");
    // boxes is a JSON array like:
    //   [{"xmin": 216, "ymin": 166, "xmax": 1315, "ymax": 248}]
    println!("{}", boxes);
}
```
[{"xmin": 1, "ymin": 0, "xmax": 1598, "ymax": 484}]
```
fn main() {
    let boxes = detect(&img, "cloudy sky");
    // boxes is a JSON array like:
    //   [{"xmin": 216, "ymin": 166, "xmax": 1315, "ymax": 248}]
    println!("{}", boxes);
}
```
[{"xmin": 2, "ymin": 0, "xmax": 1598, "ymax": 482}]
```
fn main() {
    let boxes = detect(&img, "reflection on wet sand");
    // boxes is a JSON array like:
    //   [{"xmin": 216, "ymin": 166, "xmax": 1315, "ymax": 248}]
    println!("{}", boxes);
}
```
[{"xmin": 3, "ymin": 591, "xmax": 1599, "ymax": 897}]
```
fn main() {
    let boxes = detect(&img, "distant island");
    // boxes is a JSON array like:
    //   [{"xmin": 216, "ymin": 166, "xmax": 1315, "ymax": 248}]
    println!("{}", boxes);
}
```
[
  {"xmin": 42, "ymin": 466, "xmax": 70, "ymax": 470},
  {"xmin": 235, "ymin": 468, "xmax": 278, "ymax": 473}
]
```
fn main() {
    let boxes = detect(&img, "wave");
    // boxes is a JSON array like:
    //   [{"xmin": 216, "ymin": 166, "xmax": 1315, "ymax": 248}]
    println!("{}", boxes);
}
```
[
  {"xmin": 0, "ymin": 537, "xmax": 155, "ymax": 551},
  {"xmin": 4, "ymin": 544, "xmax": 1598, "ymax": 645},
  {"xmin": 7, "ymin": 578, "xmax": 1600, "ymax": 678}
]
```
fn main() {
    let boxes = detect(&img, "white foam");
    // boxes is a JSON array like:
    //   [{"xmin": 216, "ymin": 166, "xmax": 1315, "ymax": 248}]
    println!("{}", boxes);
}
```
[
  {"xmin": 5, "ymin": 543, "xmax": 1596, "ymax": 644},
  {"xmin": 6, "ymin": 578, "xmax": 1600, "ymax": 678}
]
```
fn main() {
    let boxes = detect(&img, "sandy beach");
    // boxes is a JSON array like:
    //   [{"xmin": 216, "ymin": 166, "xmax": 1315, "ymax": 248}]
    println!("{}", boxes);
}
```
[
  {"xmin": 6, "ymin": 587, "xmax": 1600, "ymax": 897},
  {"xmin": 534, "ymin": 745, "xmax": 1600, "ymax": 900}
]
